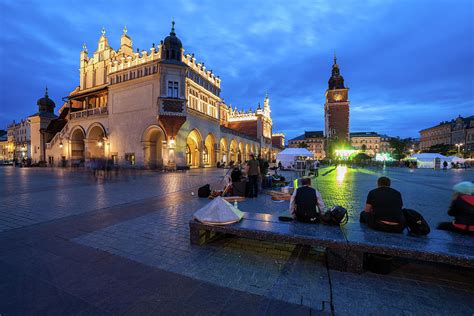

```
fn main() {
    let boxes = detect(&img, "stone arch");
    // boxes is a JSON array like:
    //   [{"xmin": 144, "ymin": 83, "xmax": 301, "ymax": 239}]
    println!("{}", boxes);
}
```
[
  {"xmin": 238, "ymin": 142, "xmax": 244, "ymax": 164},
  {"xmin": 204, "ymin": 133, "xmax": 216, "ymax": 167},
  {"xmin": 86, "ymin": 123, "xmax": 107, "ymax": 159},
  {"xmin": 187, "ymin": 129, "xmax": 202, "ymax": 168},
  {"xmin": 142, "ymin": 125, "xmax": 167, "ymax": 169},
  {"xmin": 219, "ymin": 137, "xmax": 228, "ymax": 164},
  {"xmin": 69, "ymin": 125, "xmax": 86, "ymax": 161},
  {"xmin": 229, "ymin": 139, "xmax": 238, "ymax": 164}
]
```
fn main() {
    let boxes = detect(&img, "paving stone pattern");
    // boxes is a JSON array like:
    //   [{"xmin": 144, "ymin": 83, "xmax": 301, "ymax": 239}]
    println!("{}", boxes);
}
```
[
  {"xmin": 1, "ymin": 166, "xmax": 474, "ymax": 315},
  {"xmin": 0, "ymin": 167, "xmax": 226, "ymax": 232}
]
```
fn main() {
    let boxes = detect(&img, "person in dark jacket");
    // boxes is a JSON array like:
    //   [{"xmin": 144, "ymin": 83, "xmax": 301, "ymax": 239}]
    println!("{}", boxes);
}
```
[
  {"xmin": 289, "ymin": 177, "xmax": 326, "ymax": 223},
  {"xmin": 437, "ymin": 181, "xmax": 474, "ymax": 235},
  {"xmin": 360, "ymin": 176, "xmax": 406, "ymax": 233}
]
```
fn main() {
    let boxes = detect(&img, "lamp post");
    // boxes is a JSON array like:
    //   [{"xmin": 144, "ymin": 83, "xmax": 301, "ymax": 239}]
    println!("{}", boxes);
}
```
[{"xmin": 455, "ymin": 143, "xmax": 463, "ymax": 156}]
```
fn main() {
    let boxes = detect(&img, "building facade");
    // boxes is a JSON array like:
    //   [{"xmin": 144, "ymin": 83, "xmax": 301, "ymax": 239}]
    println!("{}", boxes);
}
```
[
  {"xmin": 43, "ymin": 23, "xmax": 282, "ymax": 168},
  {"xmin": 419, "ymin": 115, "xmax": 474, "ymax": 157},
  {"xmin": 7, "ymin": 119, "xmax": 31, "ymax": 161},
  {"xmin": 288, "ymin": 131, "xmax": 325, "ymax": 159},
  {"xmin": 324, "ymin": 55, "xmax": 349, "ymax": 142},
  {"xmin": 350, "ymin": 132, "xmax": 381, "ymax": 157}
]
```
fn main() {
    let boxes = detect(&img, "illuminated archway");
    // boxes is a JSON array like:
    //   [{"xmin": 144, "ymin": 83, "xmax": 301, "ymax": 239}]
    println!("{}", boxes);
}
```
[
  {"xmin": 204, "ymin": 133, "xmax": 216, "ymax": 166},
  {"xmin": 229, "ymin": 139, "xmax": 238, "ymax": 163},
  {"xmin": 245, "ymin": 143, "xmax": 250, "ymax": 161},
  {"xmin": 187, "ymin": 129, "xmax": 202, "ymax": 167},
  {"xmin": 142, "ymin": 125, "xmax": 166, "ymax": 169},
  {"xmin": 86, "ymin": 124, "xmax": 106, "ymax": 158},
  {"xmin": 70, "ymin": 126, "xmax": 86, "ymax": 161},
  {"xmin": 238, "ymin": 142, "xmax": 243, "ymax": 164},
  {"xmin": 219, "ymin": 138, "xmax": 228, "ymax": 163}
]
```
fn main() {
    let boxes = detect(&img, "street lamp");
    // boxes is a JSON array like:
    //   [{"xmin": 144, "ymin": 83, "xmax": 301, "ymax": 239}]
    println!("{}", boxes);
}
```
[{"xmin": 455, "ymin": 143, "xmax": 463, "ymax": 155}]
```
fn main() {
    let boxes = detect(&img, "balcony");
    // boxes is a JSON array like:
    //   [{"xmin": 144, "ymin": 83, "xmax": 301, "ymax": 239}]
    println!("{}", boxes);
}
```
[{"xmin": 71, "ymin": 106, "xmax": 108, "ymax": 120}]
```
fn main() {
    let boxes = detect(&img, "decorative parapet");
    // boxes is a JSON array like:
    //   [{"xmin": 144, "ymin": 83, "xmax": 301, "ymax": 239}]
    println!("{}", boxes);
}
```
[
  {"xmin": 183, "ymin": 53, "xmax": 221, "ymax": 88},
  {"xmin": 109, "ymin": 47, "xmax": 161, "ymax": 74},
  {"xmin": 70, "ymin": 107, "xmax": 108, "ymax": 120}
]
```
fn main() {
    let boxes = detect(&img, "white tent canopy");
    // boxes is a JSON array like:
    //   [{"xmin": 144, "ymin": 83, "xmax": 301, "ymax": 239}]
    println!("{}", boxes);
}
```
[
  {"xmin": 276, "ymin": 148, "xmax": 314, "ymax": 169},
  {"xmin": 448, "ymin": 156, "xmax": 465, "ymax": 164},
  {"xmin": 193, "ymin": 197, "xmax": 244, "ymax": 225},
  {"xmin": 410, "ymin": 153, "xmax": 453, "ymax": 169}
]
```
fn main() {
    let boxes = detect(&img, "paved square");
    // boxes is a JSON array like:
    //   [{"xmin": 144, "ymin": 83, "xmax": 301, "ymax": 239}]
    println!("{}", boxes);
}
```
[{"xmin": 1, "ymin": 166, "xmax": 473, "ymax": 315}]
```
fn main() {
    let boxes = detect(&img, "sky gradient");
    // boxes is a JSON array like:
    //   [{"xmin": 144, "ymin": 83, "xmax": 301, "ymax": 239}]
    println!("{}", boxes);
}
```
[{"xmin": 0, "ymin": 0, "xmax": 473, "ymax": 140}]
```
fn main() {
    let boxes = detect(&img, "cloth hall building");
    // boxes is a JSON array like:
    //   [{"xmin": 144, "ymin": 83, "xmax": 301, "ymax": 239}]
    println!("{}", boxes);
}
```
[{"xmin": 41, "ymin": 23, "xmax": 283, "ymax": 168}]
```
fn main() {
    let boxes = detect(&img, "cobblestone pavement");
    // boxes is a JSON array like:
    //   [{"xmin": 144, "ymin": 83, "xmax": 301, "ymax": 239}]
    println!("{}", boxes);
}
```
[
  {"xmin": 0, "ymin": 167, "xmax": 227, "ymax": 232},
  {"xmin": 1, "ymin": 166, "xmax": 473, "ymax": 315}
]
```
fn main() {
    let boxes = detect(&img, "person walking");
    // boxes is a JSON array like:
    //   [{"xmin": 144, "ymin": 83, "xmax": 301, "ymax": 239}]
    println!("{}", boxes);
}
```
[{"xmin": 246, "ymin": 153, "xmax": 260, "ymax": 197}]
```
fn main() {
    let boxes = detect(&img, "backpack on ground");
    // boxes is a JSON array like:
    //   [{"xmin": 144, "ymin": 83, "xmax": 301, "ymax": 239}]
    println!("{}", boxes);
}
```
[
  {"xmin": 403, "ymin": 208, "xmax": 430, "ymax": 236},
  {"xmin": 321, "ymin": 206, "xmax": 348, "ymax": 226},
  {"xmin": 198, "ymin": 184, "xmax": 211, "ymax": 198}
]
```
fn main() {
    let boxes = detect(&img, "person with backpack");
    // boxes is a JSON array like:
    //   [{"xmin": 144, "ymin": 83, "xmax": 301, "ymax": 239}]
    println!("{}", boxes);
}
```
[
  {"xmin": 289, "ymin": 177, "xmax": 326, "ymax": 223},
  {"xmin": 360, "ymin": 176, "xmax": 406, "ymax": 233},
  {"xmin": 437, "ymin": 181, "xmax": 474, "ymax": 235}
]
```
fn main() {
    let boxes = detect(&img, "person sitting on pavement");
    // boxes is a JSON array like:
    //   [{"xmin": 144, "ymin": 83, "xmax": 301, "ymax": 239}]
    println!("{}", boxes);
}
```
[
  {"xmin": 360, "ymin": 176, "xmax": 406, "ymax": 233},
  {"xmin": 230, "ymin": 167, "xmax": 243, "ymax": 183},
  {"xmin": 289, "ymin": 177, "xmax": 326, "ymax": 223},
  {"xmin": 437, "ymin": 181, "xmax": 474, "ymax": 235}
]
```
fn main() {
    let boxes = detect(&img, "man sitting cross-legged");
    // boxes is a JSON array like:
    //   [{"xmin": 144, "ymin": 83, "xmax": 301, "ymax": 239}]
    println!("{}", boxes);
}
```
[
  {"xmin": 360, "ymin": 176, "xmax": 406, "ymax": 233},
  {"xmin": 289, "ymin": 177, "xmax": 326, "ymax": 223}
]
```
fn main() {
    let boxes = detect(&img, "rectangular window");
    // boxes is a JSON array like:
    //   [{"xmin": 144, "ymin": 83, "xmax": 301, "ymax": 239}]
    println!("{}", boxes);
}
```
[
  {"xmin": 168, "ymin": 81, "xmax": 173, "ymax": 97},
  {"xmin": 173, "ymin": 82, "xmax": 179, "ymax": 98}
]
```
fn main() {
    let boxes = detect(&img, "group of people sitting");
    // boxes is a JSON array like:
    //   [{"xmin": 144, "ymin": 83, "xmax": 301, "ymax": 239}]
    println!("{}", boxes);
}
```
[{"xmin": 289, "ymin": 176, "xmax": 474, "ymax": 235}]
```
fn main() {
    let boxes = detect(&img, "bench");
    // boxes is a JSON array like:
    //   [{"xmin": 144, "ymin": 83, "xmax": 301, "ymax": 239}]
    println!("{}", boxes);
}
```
[
  {"xmin": 189, "ymin": 213, "xmax": 474, "ymax": 273},
  {"xmin": 189, "ymin": 212, "xmax": 351, "ymax": 271},
  {"xmin": 339, "ymin": 222, "xmax": 474, "ymax": 272}
]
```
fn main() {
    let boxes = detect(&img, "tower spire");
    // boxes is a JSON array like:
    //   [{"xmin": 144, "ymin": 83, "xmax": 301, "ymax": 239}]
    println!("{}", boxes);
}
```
[
  {"xmin": 123, "ymin": 25, "xmax": 128, "ymax": 35},
  {"xmin": 45, "ymin": 86, "xmax": 48, "ymax": 98},
  {"xmin": 333, "ymin": 51, "xmax": 337, "ymax": 65},
  {"xmin": 101, "ymin": 27, "xmax": 106, "ymax": 36},
  {"xmin": 82, "ymin": 42, "xmax": 87, "ymax": 52}
]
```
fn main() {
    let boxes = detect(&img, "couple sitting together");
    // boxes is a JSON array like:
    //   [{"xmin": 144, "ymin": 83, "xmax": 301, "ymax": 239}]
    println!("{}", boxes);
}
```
[{"xmin": 290, "ymin": 176, "xmax": 474, "ymax": 235}]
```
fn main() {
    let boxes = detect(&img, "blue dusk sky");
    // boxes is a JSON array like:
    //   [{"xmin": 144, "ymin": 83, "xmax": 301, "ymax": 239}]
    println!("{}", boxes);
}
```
[{"xmin": 0, "ymin": 0, "xmax": 473, "ymax": 140}]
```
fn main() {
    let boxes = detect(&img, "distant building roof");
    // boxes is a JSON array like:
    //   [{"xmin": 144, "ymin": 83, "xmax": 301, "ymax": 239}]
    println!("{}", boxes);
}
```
[
  {"xmin": 350, "ymin": 132, "xmax": 379, "ymax": 137},
  {"xmin": 289, "ymin": 131, "xmax": 324, "ymax": 142},
  {"xmin": 289, "ymin": 134, "xmax": 305, "ymax": 141},
  {"xmin": 304, "ymin": 131, "xmax": 324, "ymax": 138}
]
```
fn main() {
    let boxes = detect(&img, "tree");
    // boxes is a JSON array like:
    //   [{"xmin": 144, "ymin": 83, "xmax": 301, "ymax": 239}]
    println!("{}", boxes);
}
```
[
  {"xmin": 423, "ymin": 144, "xmax": 457, "ymax": 156},
  {"xmin": 361, "ymin": 144, "xmax": 367, "ymax": 152},
  {"xmin": 389, "ymin": 138, "xmax": 408, "ymax": 160}
]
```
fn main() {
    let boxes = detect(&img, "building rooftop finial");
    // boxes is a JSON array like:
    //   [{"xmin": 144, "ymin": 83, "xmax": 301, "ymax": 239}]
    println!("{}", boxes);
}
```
[
  {"xmin": 82, "ymin": 42, "xmax": 87, "ymax": 52},
  {"xmin": 123, "ymin": 25, "xmax": 128, "ymax": 35},
  {"xmin": 170, "ymin": 19, "xmax": 176, "ymax": 35},
  {"xmin": 334, "ymin": 51, "xmax": 337, "ymax": 65},
  {"xmin": 45, "ymin": 86, "xmax": 49, "ymax": 98},
  {"xmin": 101, "ymin": 27, "xmax": 106, "ymax": 36}
]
